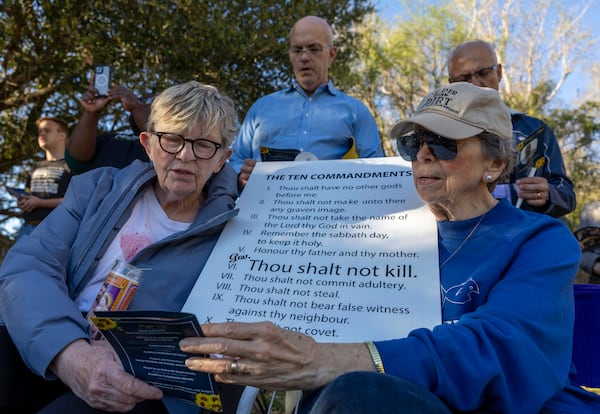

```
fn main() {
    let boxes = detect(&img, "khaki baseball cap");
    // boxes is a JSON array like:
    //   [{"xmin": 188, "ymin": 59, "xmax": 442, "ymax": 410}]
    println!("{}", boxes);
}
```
[{"xmin": 390, "ymin": 82, "xmax": 512, "ymax": 142}]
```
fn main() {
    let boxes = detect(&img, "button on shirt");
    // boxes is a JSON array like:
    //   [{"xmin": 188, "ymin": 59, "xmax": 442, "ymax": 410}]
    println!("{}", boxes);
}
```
[{"xmin": 229, "ymin": 80, "xmax": 383, "ymax": 172}]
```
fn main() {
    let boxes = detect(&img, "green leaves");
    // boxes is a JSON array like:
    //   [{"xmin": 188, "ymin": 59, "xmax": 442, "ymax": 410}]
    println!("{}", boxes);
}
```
[{"xmin": 0, "ymin": 0, "xmax": 374, "ymax": 240}]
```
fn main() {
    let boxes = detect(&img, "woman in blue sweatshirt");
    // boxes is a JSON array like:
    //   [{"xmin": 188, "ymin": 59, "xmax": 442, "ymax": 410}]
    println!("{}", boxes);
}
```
[{"xmin": 182, "ymin": 82, "xmax": 600, "ymax": 413}]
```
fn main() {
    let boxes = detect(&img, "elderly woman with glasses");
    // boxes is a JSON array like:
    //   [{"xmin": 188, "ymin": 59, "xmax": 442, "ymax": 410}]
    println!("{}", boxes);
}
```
[
  {"xmin": 0, "ymin": 81, "xmax": 241, "ymax": 413},
  {"xmin": 180, "ymin": 82, "xmax": 600, "ymax": 413}
]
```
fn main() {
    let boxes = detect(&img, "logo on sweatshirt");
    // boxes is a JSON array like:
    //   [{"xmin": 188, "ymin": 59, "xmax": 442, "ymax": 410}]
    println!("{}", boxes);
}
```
[{"xmin": 441, "ymin": 278, "xmax": 480, "ymax": 305}]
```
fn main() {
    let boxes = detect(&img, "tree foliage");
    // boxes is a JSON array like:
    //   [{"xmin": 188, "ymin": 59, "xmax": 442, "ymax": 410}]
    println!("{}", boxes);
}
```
[
  {"xmin": 351, "ymin": 0, "xmax": 599, "ymax": 227},
  {"xmin": 545, "ymin": 101, "xmax": 600, "ymax": 228},
  {"xmin": 450, "ymin": 0, "xmax": 596, "ymax": 114},
  {"xmin": 348, "ymin": 5, "xmax": 469, "ymax": 155},
  {"xmin": 352, "ymin": 0, "xmax": 597, "ymax": 143},
  {"xmin": 0, "ymin": 0, "xmax": 374, "ymax": 240}
]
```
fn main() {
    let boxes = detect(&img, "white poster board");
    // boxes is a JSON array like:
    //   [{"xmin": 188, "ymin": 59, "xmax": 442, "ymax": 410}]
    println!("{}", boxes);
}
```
[{"xmin": 183, "ymin": 157, "xmax": 441, "ymax": 342}]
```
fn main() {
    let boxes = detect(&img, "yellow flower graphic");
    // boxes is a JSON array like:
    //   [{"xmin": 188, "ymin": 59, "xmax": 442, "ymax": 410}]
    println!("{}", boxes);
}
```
[
  {"xmin": 534, "ymin": 157, "xmax": 546, "ymax": 169},
  {"xmin": 195, "ymin": 392, "xmax": 223, "ymax": 412},
  {"xmin": 90, "ymin": 317, "xmax": 117, "ymax": 331}
]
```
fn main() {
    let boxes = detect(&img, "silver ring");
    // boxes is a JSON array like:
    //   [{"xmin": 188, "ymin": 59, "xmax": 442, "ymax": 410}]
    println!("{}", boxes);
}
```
[
  {"xmin": 230, "ymin": 361, "xmax": 239, "ymax": 375},
  {"xmin": 537, "ymin": 192, "xmax": 541, "ymax": 199}
]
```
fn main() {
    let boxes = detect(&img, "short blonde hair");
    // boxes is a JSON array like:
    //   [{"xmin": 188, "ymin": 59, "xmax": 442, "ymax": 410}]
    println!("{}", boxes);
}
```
[{"xmin": 147, "ymin": 81, "xmax": 238, "ymax": 147}]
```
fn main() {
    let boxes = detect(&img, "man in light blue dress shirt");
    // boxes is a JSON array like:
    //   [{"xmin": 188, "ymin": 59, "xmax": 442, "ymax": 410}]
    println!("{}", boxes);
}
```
[{"xmin": 230, "ymin": 16, "xmax": 384, "ymax": 189}]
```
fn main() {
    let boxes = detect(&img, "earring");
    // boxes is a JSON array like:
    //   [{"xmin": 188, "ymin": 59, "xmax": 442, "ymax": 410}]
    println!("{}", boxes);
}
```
[{"xmin": 485, "ymin": 175, "xmax": 493, "ymax": 182}]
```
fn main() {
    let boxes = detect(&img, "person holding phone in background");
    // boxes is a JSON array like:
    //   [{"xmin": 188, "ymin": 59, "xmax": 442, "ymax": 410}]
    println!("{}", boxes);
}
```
[
  {"xmin": 65, "ymin": 66, "xmax": 151, "ymax": 174},
  {"xmin": 16, "ymin": 116, "xmax": 72, "ymax": 238}
]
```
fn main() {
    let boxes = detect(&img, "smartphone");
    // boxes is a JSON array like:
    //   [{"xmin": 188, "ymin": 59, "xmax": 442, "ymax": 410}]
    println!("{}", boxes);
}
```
[
  {"xmin": 5, "ymin": 186, "xmax": 27, "ymax": 199},
  {"xmin": 94, "ymin": 65, "xmax": 111, "ymax": 97}
]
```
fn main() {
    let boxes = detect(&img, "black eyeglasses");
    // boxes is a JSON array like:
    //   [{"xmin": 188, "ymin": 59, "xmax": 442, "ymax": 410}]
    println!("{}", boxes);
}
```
[
  {"xmin": 449, "ymin": 64, "xmax": 499, "ymax": 83},
  {"xmin": 396, "ymin": 130, "xmax": 458, "ymax": 161},
  {"xmin": 289, "ymin": 45, "xmax": 332, "ymax": 58},
  {"xmin": 154, "ymin": 132, "xmax": 222, "ymax": 160}
]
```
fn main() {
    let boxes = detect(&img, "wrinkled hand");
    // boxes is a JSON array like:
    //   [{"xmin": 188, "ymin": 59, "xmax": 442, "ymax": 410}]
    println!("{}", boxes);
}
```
[
  {"xmin": 181, "ymin": 322, "xmax": 321, "ymax": 390},
  {"xmin": 51, "ymin": 339, "xmax": 162, "ymax": 412},
  {"xmin": 238, "ymin": 159, "xmax": 257, "ymax": 189},
  {"xmin": 180, "ymin": 321, "xmax": 368, "ymax": 391},
  {"xmin": 17, "ymin": 195, "xmax": 40, "ymax": 213},
  {"xmin": 515, "ymin": 176, "xmax": 549, "ymax": 207}
]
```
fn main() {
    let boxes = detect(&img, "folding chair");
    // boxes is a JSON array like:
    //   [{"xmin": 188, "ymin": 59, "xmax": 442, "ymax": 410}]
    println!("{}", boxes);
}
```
[
  {"xmin": 235, "ymin": 387, "xmax": 302, "ymax": 414},
  {"xmin": 572, "ymin": 284, "xmax": 600, "ymax": 392},
  {"xmin": 235, "ymin": 387, "xmax": 261, "ymax": 414}
]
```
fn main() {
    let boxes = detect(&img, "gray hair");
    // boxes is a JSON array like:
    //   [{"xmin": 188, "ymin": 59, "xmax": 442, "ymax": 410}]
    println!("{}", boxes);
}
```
[
  {"xmin": 147, "ymin": 81, "xmax": 238, "ymax": 147},
  {"xmin": 447, "ymin": 39, "xmax": 499, "ymax": 75},
  {"xmin": 479, "ymin": 131, "xmax": 515, "ymax": 191}
]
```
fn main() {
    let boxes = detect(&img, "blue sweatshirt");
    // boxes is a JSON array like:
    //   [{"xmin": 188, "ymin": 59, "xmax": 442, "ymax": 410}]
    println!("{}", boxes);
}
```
[
  {"xmin": 0, "ymin": 160, "xmax": 238, "ymax": 378},
  {"xmin": 375, "ymin": 199, "xmax": 600, "ymax": 413}
]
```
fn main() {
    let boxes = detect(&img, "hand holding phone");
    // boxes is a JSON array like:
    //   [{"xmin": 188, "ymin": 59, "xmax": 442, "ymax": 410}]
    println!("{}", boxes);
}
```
[
  {"xmin": 5, "ymin": 186, "xmax": 27, "ymax": 199},
  {"xmin": 93, "ymin": 65, "xmax": 111, "ymax": 97}
]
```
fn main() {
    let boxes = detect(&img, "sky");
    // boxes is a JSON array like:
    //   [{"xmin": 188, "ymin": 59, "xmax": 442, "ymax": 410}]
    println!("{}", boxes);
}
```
[{"xmin": 374, "ymin": 0, "xmax": 599, "ymax": 107}]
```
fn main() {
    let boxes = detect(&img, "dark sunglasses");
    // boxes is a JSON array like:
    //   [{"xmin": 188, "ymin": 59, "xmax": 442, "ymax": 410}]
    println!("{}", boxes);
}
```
[{"xmin": 396, "ymin": 130, "xmax": 458, "ymax": 161}]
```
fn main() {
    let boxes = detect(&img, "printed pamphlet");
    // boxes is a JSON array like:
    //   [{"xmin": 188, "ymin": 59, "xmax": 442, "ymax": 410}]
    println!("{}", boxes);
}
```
[{"xmin": 91, "ymin": 310, "xmax": 223, "ymax": 412}]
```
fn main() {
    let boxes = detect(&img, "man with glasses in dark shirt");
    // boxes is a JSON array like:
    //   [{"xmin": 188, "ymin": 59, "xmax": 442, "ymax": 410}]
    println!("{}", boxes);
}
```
[
  {"xmin": 447, "ymin": 40, "xmax": 575, "ymax": 218},
  {"xmin": 230, "ymin": 16, "xmax": 383, "ymax": 190}
]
